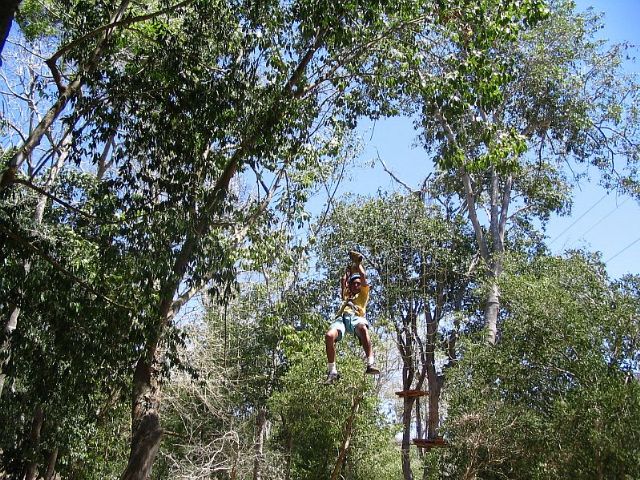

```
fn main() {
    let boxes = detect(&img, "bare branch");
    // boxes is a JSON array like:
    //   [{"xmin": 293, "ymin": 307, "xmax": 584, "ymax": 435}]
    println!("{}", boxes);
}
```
[{"xmin": 376, "ymin": 151, "xmax": 416, "ymax": 194}]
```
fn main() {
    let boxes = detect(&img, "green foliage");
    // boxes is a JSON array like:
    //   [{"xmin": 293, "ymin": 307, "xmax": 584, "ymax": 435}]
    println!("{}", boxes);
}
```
[
  {"xmin": 421, "ymin": 0, "xmax": 640, "ymax": 197},
  {"xmin": 316, "ymin": 192, "xmax": 477, "ymax": 332},
  {"xmin": 0, "ymin": 170, "xmax": 139, "ymax": 478},
  {"xmin": 15, "ymin": 0, "xmax": 58, "ymax": 39},
  {"xmin": 271, "ymin": 330, "xmax": 395, "ymax": 480},
  {"xmin": 441, "ymin": 253, "xmax": 640, "ymax": 479}
]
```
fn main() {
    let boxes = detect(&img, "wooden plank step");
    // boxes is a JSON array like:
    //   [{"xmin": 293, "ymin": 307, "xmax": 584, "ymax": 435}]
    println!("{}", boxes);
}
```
[
  {"xmin": 412, "ymin": 437, "xmax": 448, "ymax": 449},
  {"xmin": 394, "ymin": 390, "xmax": 428, "ymax": 398}
]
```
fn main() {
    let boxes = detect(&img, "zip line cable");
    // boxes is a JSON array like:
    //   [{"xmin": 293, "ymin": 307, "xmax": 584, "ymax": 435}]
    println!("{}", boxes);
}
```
[
  {"xmin": 549, "ymin": 193, "xmax": 608, "ymax": 246},
  {"xmin": 605, "ymin": 236, "xmax": 640, "ymax": 263}
]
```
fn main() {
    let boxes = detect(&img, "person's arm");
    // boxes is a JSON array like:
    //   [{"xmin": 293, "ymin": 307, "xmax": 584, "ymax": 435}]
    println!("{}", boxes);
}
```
[
  {"xmin": 340, "ymin": 267, "xmax": 349, "ymax": 298},
  {"xmin": 354, "ymin": 262, "xmax": 367, "ymax": 286},
  {"xmin": 348, "ymin": 250, "xmax": 367, "ymax": 286}
]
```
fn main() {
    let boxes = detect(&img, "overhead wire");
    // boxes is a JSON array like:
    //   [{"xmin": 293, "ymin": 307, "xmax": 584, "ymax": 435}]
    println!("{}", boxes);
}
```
[
  {"xmin": 549, "ymin": 192, "xmax": 608, "ymax": 246},
  {"xmin": 566, "ymin": 196, "xmax": 630, "ymax": 248},
  {"xmin": 605, "ymin": 236, "xmax": 640, "ymax": 263}
]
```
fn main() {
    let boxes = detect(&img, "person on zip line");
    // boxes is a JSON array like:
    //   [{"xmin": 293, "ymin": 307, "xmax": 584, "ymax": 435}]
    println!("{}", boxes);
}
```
[{"xmin": 324, "ymin": 250, "xmax": 380, "ymax": 385}]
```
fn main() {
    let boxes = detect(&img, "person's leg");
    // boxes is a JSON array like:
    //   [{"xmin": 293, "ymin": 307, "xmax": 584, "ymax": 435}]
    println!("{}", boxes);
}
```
[
  {"xmin": 355, "ymin": 323, "xmax": 373, "ymax": 358},
  {"xmin": 355, "ymin": 321, "xmax": 379, "ymax": 374},
  {"xmin": 325, "ymin": 327, "xmax": 340, "ymax": 364},
  {"xmin": 324, "ymin": 321, "xmax": 344, "ymax": 383}
]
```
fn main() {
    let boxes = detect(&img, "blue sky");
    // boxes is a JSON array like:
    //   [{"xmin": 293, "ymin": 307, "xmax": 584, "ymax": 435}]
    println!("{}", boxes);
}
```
[{"xmin": 320, "ymin": 1, "xmax": 639, "ymax": 280}]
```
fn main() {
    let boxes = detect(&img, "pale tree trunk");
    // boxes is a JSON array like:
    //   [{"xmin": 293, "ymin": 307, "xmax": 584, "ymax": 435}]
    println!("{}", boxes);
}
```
[
  {"xmin": 330, "ymin": 394, "xmax": 362, "ymax": 480},
  {"xmin": 252, "ymin": 408, "xmax": 267, "ymax": 480},
  {"xmin": 484, "ymin": 280, "xmax": 500, "ymax": 345},
  {"xmin": 0, "ymin": 134, "xmax": 69, "ymax": 397},
  {"xmin": 484, "ymin": 166, "xmax": 511, "ymax": 343},
  {"xmin": 433, "ymin": 105, "xmax": 513, "ymax": 345},
  {"xmin": 460, "ymin": 167, "xmax": 499, "ymax": 345},
  {"xmin": 23, "ymin": 404, "xmax": 44, "ymax": 480}
]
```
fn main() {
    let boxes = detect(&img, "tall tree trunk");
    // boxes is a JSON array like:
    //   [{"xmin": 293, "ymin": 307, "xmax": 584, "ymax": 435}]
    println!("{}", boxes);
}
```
[
  {"xmin": 23, "ymin": 404, "xmax": 44, "ymax": 480},
  {"xmin": 252, "ymin": 408, "xmax": 267, "ymax": 480},
  {"xmin": 330, "ymin": 394, "xmax": 361, "ymax": 480},
  {"xmin": 401, "ymin": 396, "xmax": 415, "ymax": 480},
  {"xmin": 120, "ymin": 348, "xmax": 163, "ymax": 480},
  {"xmin": 484, "ymin": 166, "xmax": 509, "ymax": 344},
  {"xmin": 397, "ymin": 310, "xmax": 416, "ymax": 480},
  {"xmin": 433, "ymin": 105, "xmax": 513, "ymax": 345},
  {"xmin": 415, "ymin": 394, "xmax": 423, "ymax": 441}
]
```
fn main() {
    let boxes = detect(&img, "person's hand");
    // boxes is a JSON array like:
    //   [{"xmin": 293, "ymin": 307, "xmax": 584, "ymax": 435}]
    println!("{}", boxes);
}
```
[{"xmin": 349, "ymin": 250, "xmax": 363, "ymax": 265}]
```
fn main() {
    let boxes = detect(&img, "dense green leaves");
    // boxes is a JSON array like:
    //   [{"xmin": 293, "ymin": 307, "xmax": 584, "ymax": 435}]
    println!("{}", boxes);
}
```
[
  {"xmin": 2, "ymin": 0, "xmax": 639, "ymax": 477},
  {"xmin": 442, "ymin": 254, "xmax": 640, "ymax": 479}
]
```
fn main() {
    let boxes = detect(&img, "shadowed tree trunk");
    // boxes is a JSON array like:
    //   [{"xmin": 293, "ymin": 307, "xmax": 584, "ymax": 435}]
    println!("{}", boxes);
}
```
[
  {"xmin": 425, "ymin": 308, "xmax": 439, "ymax": 438},
  {"xmin": 397, "ymin": 308, "xmax": 420, "ymax": 480},
  {"xmin": 23, "ymin": 404, "xmax": 44, "ymax": 480},
  {"xmin": 401, "ymin": 395, "xmax": 415, "ymax": 480},
  {"xmin": 120, "ymin": 348, "xmax": 163, "ymax": 480},
  {"xmin": 43, "ymin": 447, "xmax": 58, "ymax": 480},
  {"xmin": 0, "ymin": 0, "xmax": 21, "ymax": 63}
]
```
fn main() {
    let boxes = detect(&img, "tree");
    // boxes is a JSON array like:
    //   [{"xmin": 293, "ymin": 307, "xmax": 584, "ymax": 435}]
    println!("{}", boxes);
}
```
[
  {"xmin": 0, "ymin": 160, "xmax": 150, "ymax": 478},
  {"xmin": 270, "ymin": 327, "xmax": 393, "ymax": 480},
  {"xmin": 408, "ymin": 0, "xmax": 639, "ymax": 343},
  {"xmin": 442, "ymin": 252, "xmax": 640, "ymax": 479},
  {"xmin": 316, "ymin": 192, "xmax": 475, "ymax": 480},
  {"xmin": 2, "ymin": 1, "xmax": 441, "ymax": 476}
]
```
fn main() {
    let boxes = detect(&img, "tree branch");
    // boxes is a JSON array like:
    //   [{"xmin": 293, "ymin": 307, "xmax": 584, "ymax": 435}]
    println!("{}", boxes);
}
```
[{"xmin": 48, "ymin": 0, "xmax": 194, "ymax": 65}]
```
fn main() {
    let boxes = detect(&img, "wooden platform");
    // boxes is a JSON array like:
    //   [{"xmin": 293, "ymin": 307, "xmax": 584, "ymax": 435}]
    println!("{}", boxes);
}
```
[
  {"xmin": 412, "ymin": 437, "xmax": 448, "ymax": 450},
  {"xmin": 394, "ymin": 390, "xmax": 428, "ymax": 398}
]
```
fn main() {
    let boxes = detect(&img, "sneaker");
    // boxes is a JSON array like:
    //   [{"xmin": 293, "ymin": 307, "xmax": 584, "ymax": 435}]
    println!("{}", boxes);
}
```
[
  {"xmin": 365, "ymin": 364, "xmax": 380, "ymax": 375},
  {"xmin": 324, "ymin": 372, "xmax": 340, "ymax": 385}
]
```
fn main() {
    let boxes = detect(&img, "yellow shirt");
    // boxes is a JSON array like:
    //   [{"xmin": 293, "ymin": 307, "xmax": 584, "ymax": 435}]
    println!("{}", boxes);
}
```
[{"xmin": 336, "ymin": 284, "xmax": 370, "ymax": 317}]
